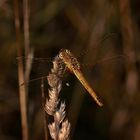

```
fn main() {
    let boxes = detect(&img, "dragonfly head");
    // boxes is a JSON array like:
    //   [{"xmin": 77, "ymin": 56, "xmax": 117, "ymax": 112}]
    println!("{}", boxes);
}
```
[{"xmin": 59, "ymin": 49, "xmax": 71, "ymax": 59}]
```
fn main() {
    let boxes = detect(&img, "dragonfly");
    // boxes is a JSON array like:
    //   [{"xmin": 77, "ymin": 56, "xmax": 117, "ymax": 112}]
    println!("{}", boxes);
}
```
[
  {"xmin": 58, "ymin": 49, "xmax": 103, "ymax": 107},
  {"xmin": 18, "ymin": 34, "xmax": 126, "ymax": 107}
]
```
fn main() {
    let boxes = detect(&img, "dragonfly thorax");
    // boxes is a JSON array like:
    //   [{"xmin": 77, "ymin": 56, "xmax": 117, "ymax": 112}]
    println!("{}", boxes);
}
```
[{"xmin": 58, "ymin": 49, "xmax": 80, "ymax": 70}]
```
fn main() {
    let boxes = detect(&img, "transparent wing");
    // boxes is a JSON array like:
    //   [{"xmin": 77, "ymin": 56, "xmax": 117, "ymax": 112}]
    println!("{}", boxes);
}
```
[
  {"xmin": 80, "ymin": 54, "xmax": 127, "ymax": 69},
  {"xmin": 16, "ymin": 56, "xmax": 54, "ymax": 63},
  {"xmin": 77, "ymin": 32, "xmax": 119, "ymax": 59},
  {"xmin": 17, "ymin": 33, "xmax": 125, "ymax": 86}
]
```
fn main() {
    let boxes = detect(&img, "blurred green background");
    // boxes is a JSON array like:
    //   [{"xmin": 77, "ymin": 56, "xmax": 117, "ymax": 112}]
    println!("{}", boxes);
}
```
[{"xmin": 0, "ymin": 0, "xmax": 140, "ymax": 140}]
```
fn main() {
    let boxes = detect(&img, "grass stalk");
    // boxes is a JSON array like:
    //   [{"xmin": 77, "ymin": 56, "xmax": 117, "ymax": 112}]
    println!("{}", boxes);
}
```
[
  {"xmin": 45, "ymin": 56, "xmax": 70, "ymax": 140},
  {"xmin": 41, "ymin": 78, "xmax": 49, "ymax": 140},
  {"xmin": 14, "ymin": 0, "xmax": 29, "ymax": 140}
]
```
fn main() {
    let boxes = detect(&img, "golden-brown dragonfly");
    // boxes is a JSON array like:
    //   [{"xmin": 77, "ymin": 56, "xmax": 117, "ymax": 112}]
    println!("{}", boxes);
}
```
[
  {"xmin": 18, "ymin": 36, "xmax": 126, "ymax": 107},
  {"xmin": 18, "ymin": 47, "xmax": 126, "ymax": 107},
  {"xmin": 59, "ymin": 49, "xmax": 103, "ymax": 107}
]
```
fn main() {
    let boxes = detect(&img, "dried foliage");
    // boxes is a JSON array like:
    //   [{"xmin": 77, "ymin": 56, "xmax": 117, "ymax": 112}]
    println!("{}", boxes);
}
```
[{"xmin": 45, "ymin": 56, "xmax": 70, "ymax": 140}]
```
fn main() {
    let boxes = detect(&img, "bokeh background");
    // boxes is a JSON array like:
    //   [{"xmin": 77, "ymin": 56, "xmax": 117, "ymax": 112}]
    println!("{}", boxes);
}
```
[{"xmin": 0, "ymin": 0, "xmax": 140, "ymax": 140}]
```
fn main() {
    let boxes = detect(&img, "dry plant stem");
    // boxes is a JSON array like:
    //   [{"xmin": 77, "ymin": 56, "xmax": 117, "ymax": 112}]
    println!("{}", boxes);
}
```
[
  {"xmin": 23, "ymin": 0, "xmax": 32, "ymax": 93},
  {"xmin": 119, "ymin": 0, "xmax": 138, "ymax": 93},
  {"xmin": 45, "ymin": 56, "xmax": 70, "ymax": 140},
  {"xmin": 14, "ymin": 0, "xmax": 29, "ymax": 140},
  {"xmin": 18, "ymin": 61, "xmax": 29, "ymax": 140},
  {"xmin": 25, "ymin": 49, "xmax": 33, "ymax": 86},
  {"xmin": 118, "ymin": 0, "xmax": 137, "ymax": 104},
  {"xmin": 110, "ymin": 0, "xmax": 138, "ymax": 138},
  {"xmin": 23, "ymin": 0, "xmax": 30, "ymax": 56},
  {"xmin": 41, "ymin": 78, "xmax": 49, "ymax": 140}
]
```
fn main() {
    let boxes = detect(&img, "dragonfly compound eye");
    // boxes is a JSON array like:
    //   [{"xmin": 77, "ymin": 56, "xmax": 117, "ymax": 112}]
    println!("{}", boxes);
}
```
[{"xmin": 65, "ymin": 49, "xmax": 71, "ymax": 54}]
